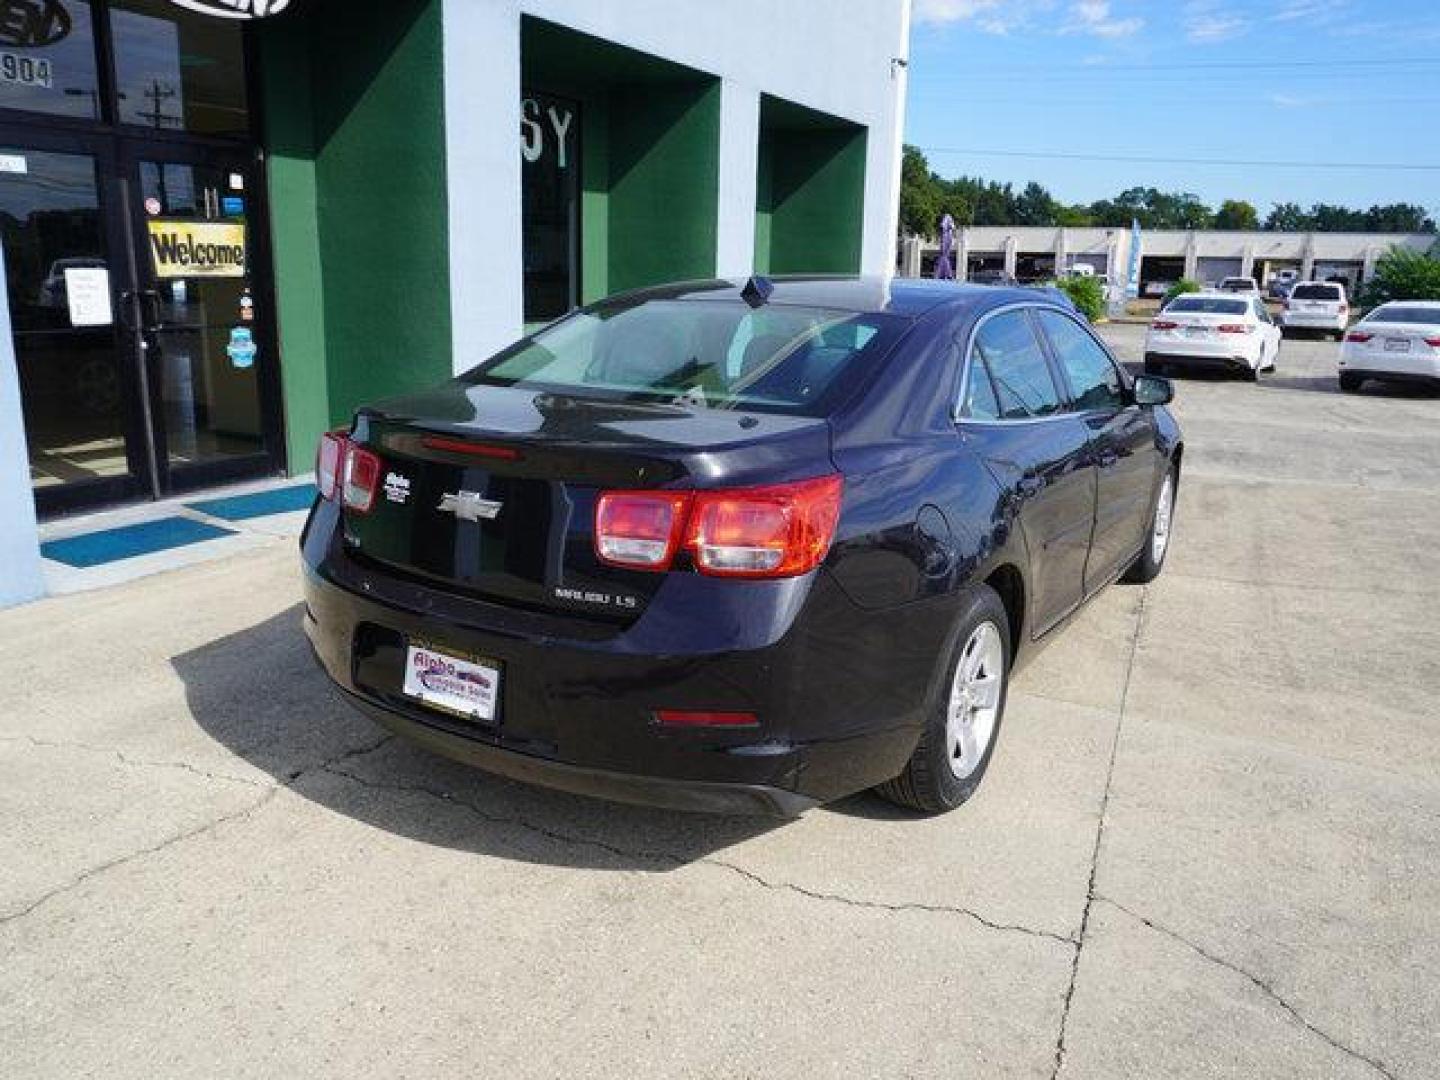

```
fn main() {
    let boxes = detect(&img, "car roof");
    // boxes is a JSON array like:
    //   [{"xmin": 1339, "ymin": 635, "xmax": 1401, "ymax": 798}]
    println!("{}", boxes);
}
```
[{"xmin": 608, "ymin": 275, "xmax": 1072, "ymax": 320}]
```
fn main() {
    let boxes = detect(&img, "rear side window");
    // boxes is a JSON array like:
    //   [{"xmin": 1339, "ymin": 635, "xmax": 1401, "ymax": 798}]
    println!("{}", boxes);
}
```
[
  {"xmin": 965, "ymin": 310, "xmax": 1063, "ymax": 420},
  {"xmin": 1291, "ymin": 284, "xmax": 1343, "ymax": 301},
  {"xmin": 1036, "ymin": 310, "xmax": 1126, "ymax": 413}
]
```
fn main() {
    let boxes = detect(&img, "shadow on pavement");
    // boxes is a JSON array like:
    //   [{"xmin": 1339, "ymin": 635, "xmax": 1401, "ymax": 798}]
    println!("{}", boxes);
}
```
[{"xmin": 171, "ymin": 606, "xmax": 782, "ymax": 869}]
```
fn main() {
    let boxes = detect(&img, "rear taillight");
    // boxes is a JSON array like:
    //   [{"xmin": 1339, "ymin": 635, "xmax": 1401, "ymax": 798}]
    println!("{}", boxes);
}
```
[
  {"xmin": 594, "ymin": 475, "xmax": 843, "ymax": 579},
  {"xmin": 1425, "ymin": 336, "xmax": 1440, "ymax": 348},
  {"xmin": 594, "ymin": 490, "xmax": 692, "ymax": 570},
  {"xmin": 342, "ymin": 443, "xmax": 382, "ymax": 513},
  {"xmin": 1345, "ymin": 331, "xmax": 1373, "ymax": 343},
  {"xmin": 1151, "ymin": 319, "xmax": 1179, "ymax": 331},
  {"xmin": 316, "ymin": 431, "xmax": 347, "ymax": 501},
  {"xmin": 686, "ymin": 476, "xmax": 843, "ymax": 578},
  {"xmin": 1217, "ymin": 323, "xmax": 1253, "ymax": 334}
]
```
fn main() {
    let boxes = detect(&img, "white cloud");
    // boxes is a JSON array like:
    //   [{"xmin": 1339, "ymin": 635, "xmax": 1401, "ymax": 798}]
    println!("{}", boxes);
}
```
[
  {"xmin": 1067, "ymin": 0, "xmax": 1144, "ymax": 38},
  {"xmin": 1183, "ymin": 0, "xmax": 1247, "ymax": 43},
  {"xmin": 913, "ymin": 0, "xmax": 1141, "ymax": 38},
  {"xmin": 1270, "ymin": 0, "xmax": 1348, "ymax": 23}
]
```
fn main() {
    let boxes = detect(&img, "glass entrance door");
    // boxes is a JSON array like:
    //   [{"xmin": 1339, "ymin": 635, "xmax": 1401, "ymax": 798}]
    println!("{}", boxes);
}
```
[
  {"xmin": 0, "ymin": 0, "xmax": 281, "ymax": 517},
  {"xmin": 126, "ymin": 144, "xmax": 275, "ymax": 492},
  {"xmin": 1, "ymin": 135, "xmax": 146, "ymax": 510}
]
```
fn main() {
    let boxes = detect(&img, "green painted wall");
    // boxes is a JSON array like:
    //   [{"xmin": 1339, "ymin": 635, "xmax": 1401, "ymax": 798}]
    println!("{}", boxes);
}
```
[
  {"xmin": 755, "ymin": 103, "xmax": 867, "ymax": 275},
  {"xmin": 607, "ymin": 81, "xmax": 720, "ymax": 292},
  {"xmin": 257, "ymin": 0, "xmax": 450, "ymax": 466},
  {"xmin": 257, "ymin": 27, "xmax": 327, "ymax": 470}
]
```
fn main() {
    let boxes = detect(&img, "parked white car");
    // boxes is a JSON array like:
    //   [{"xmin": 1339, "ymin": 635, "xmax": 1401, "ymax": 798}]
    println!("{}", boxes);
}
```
[
  {"xmin": 1282, "ymin": 281, "xmax": 1349, "ymax": 339},
  {"xmin": 1338, "ymin": 301, "xmax": 1440, "ymax": 393},
  {"xmin": 1218, "ymin": 276, "xmax": 1261, "ymax": 295},
  {"xmin": 1145, "ymin": 292, "xmax": 1281, "ymax": 381}
]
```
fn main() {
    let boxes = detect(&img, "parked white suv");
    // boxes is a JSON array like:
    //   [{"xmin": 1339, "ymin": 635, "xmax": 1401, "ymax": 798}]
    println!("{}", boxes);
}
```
[
  {"xmin": 1282, "ymin": 281, "xmax": 1349, "ymax": 339},
  {"xmin": 1146, "ymin": 292, "xmax": 1281, "ymax": 381},
  {"xmin": 1338, "ymin": 301, "xmax": 1440, "ymax": 393}
]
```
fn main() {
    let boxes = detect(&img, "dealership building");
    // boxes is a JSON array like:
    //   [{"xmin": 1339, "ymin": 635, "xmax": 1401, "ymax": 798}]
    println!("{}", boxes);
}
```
[
  {"xmin": 0, "ymin": 0, "xmax": 911, "ymax": 606},
  {"xmin": 903, "ymin": 225, "xmax": 1436, "ymax": 296}
]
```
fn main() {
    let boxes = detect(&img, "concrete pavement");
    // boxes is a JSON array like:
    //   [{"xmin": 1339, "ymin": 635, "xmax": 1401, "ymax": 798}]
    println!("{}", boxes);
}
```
[{"xmin": 1, "ymin": 326, "xmax": 1436, "ymax": 1078}]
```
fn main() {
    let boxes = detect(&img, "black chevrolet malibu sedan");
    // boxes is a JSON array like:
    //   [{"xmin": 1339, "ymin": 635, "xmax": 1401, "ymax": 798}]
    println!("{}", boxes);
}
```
[{"xmin": 301, "ymin": 277, "xmax": 1182, "ymax": 816}]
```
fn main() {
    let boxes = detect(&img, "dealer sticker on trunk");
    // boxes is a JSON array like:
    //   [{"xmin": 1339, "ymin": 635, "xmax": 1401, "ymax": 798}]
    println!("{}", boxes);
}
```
[{"xmin": 402, "ymin": 644, "xmax": 499, "ymax": 723}]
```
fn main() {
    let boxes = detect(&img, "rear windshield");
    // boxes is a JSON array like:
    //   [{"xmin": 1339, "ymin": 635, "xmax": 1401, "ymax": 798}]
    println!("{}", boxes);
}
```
[
  {"xmin": 465, "ymin": 299, "xmax": 907, "ymax": 415},
  {"xmin": 1166, "ymin": 297, "xmax": 1249, "ymax": 315},
  {"xmin": 1365, "ymin": 306, "xmax": 1438, "ymax": 325},
  {"xmin": 1291, "ymin": 284, "xmax": 1343, "ymax": 300}
]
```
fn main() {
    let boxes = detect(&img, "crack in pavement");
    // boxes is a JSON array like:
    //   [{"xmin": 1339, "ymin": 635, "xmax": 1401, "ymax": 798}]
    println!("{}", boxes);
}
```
[
  {"xmin": 1050, "ymin": 586, "xmax": 1148, "ymax": 1080},
  {"xmin": 1096, "ymin": 896, "xmax": 1398, "ymax": 1080},
  {"xmin": 0, "ymin": 734, "xmax": 269, "ymax": 789},
  {"xmin": 0, "ymin": 786, "xmax": 279, "ymax": 928},
  {"xmin": 0, "ymin": 731, "xmax": 395, "ymax": 929},
  {"xmin": 316, "ymin": 761, "xmax": 1076, "ymax": 948}
]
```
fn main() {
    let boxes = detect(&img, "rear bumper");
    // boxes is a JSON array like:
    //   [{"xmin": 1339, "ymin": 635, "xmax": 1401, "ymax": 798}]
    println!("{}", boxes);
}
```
[
  {"xmin": 1281, "ymin": 313, "xmax": 1346, "ymax": 331},
  {"xmin": 1339, "ymin": 351, "xmax": 1440, "ymax": 381},
  {"xmin": 1145, "ymin": 349, "xmax": 1255, "ymax": 372},
  {"xmin": 332, "ymin": 680, "xmax": 818, "ymax": 816},
  {"xmin": 299, "ymin": 502, "xmax": 935, "ymax": 815}
]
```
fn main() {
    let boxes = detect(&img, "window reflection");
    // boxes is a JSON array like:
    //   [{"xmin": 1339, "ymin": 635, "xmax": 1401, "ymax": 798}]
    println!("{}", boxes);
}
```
[
  {"xmin": 111, "ymin": 0, "xmax": 248, "ymax": 136},
  {"xmin": 0, "ymin": 0, "xmax": 101, "ymax": 119}
]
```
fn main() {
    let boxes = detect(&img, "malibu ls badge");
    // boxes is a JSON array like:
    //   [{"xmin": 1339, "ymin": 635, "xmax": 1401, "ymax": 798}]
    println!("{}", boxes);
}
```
[{"xmin": 438, "ymin": 491, "xmax": 503, "ymax": 523}]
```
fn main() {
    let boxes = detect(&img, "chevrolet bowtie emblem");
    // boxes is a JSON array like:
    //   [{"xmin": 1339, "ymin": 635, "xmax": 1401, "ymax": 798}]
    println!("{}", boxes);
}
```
[{"xmin": 437, "ymin": 491, "xmax": 503, "ymax": 522}]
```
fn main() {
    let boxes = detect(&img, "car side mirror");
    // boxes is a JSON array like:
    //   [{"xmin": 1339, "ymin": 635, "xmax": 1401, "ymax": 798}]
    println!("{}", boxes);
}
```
[{"xmin": 1133, "ymin": 374, "xmax": 1173, "ymax": 406}]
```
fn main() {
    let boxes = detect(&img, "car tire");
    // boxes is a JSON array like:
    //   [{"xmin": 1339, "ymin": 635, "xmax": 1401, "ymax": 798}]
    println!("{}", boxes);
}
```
[
  {"xmin": 1143, "ymin": 358, "xmax": 1160, "ymax": 375},
  {"xmin": 1124, "ymin": 465, "xmax": 1177, "ymax": 585},
  {"xmin": 1241, "ymin": 364, "xmax": 1259, "ymax": 382},
  {"xmin": 875, "ymin": 584, "xmax": 1011, "ymax": 815},
  {"xmin": 1339, "ymin": 372, "xmax": 1363, "ymax": 393}
]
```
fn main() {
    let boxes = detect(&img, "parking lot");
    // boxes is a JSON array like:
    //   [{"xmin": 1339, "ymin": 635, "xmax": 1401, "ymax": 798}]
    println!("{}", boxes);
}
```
[{"xmin": 2, "ymin": 325, "xmax": 1438, "ymax": 1079}]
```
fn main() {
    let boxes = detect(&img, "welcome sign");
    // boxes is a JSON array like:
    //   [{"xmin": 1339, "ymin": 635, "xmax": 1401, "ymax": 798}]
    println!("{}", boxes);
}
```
[{"xmin": 148, "ymin": 220, "xmax": 247, "ymax": 279}]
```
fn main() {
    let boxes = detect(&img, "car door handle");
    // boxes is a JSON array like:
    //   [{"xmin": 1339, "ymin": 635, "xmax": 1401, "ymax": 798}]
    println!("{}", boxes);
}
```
[{"xmin": 1016, "ymin": 476, "xmax": 1046, "ymax": 500}]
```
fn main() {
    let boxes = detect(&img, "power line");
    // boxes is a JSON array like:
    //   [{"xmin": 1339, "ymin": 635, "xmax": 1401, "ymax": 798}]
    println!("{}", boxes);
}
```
[
  {"xmin": 922, "ymin": 56, "xmax": 1440, "ymax": 73},
  {"xmin": 918, "ymin": 147, "xmax": 1440, "ymax": 171}
]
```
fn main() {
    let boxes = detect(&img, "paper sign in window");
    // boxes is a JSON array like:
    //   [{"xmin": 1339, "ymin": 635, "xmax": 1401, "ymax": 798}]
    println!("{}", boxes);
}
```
[{"xmin": 64, "ymin": 267, "xmax": 113, "ymax": 327}]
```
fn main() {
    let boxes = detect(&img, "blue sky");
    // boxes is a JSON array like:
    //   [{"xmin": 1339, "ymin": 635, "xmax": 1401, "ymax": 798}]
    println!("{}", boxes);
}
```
[{"xmin": 905, "ymin": 0, "xmax": 1440, "ymax": 217}]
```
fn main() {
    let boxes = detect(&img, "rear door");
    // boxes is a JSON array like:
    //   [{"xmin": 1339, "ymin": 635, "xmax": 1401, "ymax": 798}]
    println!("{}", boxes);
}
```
[
  {"xmin": 958, "ymin": 307, "xmax": 1096, "ymax": 636},
  {"xmin": 1035, "ymin": 308, "xmax": 1158, "ymax": 591}
]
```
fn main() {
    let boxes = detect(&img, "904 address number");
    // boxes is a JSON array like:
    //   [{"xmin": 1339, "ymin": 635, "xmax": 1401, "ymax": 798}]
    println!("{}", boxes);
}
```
[{"xmin": 1, "ymin": 54, "xmax": 53, "ymax": 89}]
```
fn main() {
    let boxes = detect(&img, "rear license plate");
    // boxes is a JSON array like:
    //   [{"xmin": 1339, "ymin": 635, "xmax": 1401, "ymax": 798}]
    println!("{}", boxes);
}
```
[
  {"xmin": 1384, "ymin": 338, "xmax": 1411, "ymax": 353},
  {"xmin": 1185, "ymin": 326, "xmax": 1208, "ymax": 338},
  {"xmin": 402, "ymin": 643, "xmax": 500, "ymax": 722}
]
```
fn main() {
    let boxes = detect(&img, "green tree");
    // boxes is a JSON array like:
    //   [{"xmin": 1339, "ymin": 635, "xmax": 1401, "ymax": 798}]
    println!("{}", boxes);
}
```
[
  {"xmin": 898, "ymin": 145, "xmax": 942, "ymax": 238},
  {"xmin": 1360, "ymin": 245, "xmax": 1440, "ymax": 307},
  {"xmin": 1309, "ymin": 203, "xmax": 1369, "ymax": 231},
  {"xmin": 1215, "ymin": 199, "xmax": 1259, "ymax": 230},
  {"xmin": 1264, "ymin": 202, "xmax": 1310, "ymax": 231},
  {"xmin": 1363, "ymin": 203, "xmax": 1436, "ymax": 233}
]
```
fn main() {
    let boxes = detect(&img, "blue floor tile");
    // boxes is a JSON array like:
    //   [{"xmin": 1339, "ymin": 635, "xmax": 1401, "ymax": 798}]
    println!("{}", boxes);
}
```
[
  {"xmin": 186, "ymin": 484, "xmax": 316, "ymax": 521},
  {"xmin": 41, "ymin": 518, "xmax": 237, "ymax": 569}
]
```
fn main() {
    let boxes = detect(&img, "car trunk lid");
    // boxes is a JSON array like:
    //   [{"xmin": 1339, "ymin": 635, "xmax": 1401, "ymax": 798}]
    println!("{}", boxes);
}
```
[{"xmin": 340, "ymin": 382, "xmax": 834, "ymax": 621}]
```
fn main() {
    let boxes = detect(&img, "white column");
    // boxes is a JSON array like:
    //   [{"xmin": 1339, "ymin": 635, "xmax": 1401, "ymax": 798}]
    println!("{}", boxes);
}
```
[
  {"xmin": 1240, "ymin": 246, "xmax": 1255, "ymax": 281},
  {"xmin": 1300, "ymin": 233, "xmax": 1316, "ymax": 282},
  {"xmin": 956, "ymin": 227, "xmax": 971, "ymax": 281},
  {"xmin": 859, "ymin": 0, "xmax": 910, "ymax": 276},
  {"xmin": 1183, "ymin": 232, "xmax": 1199, "ymax": 281},
  {"xmin": 1003, "ymin": 235, "xmax": 1018, "ymax": 278},
  {"xmin": 715, "ymin": 79, "xmax": 760, "ymax": 278},
  {"xmin": 442, "ymin": 0, "xmax": 524, "ymax": 371},
  {"xmin": 1055, "ymin": 228, "xmax": 1067, "ymax": 276},
  {"xmin": 0, "ymin": 246, "xmax": 44, "ymax": 607}
]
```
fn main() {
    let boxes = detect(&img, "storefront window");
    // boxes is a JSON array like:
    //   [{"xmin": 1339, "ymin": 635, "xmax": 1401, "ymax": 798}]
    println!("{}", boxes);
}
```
[
  {"xmin": 522, "ymin": 91, "xmax": 579, "ymax": 324},
  {"xmin": 111, "ymin": 0, "xmax": 248, "ymax": 136},
  {"xmin": 0, "ymin": 0, "xmax": 102, "ymax": 119}
]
